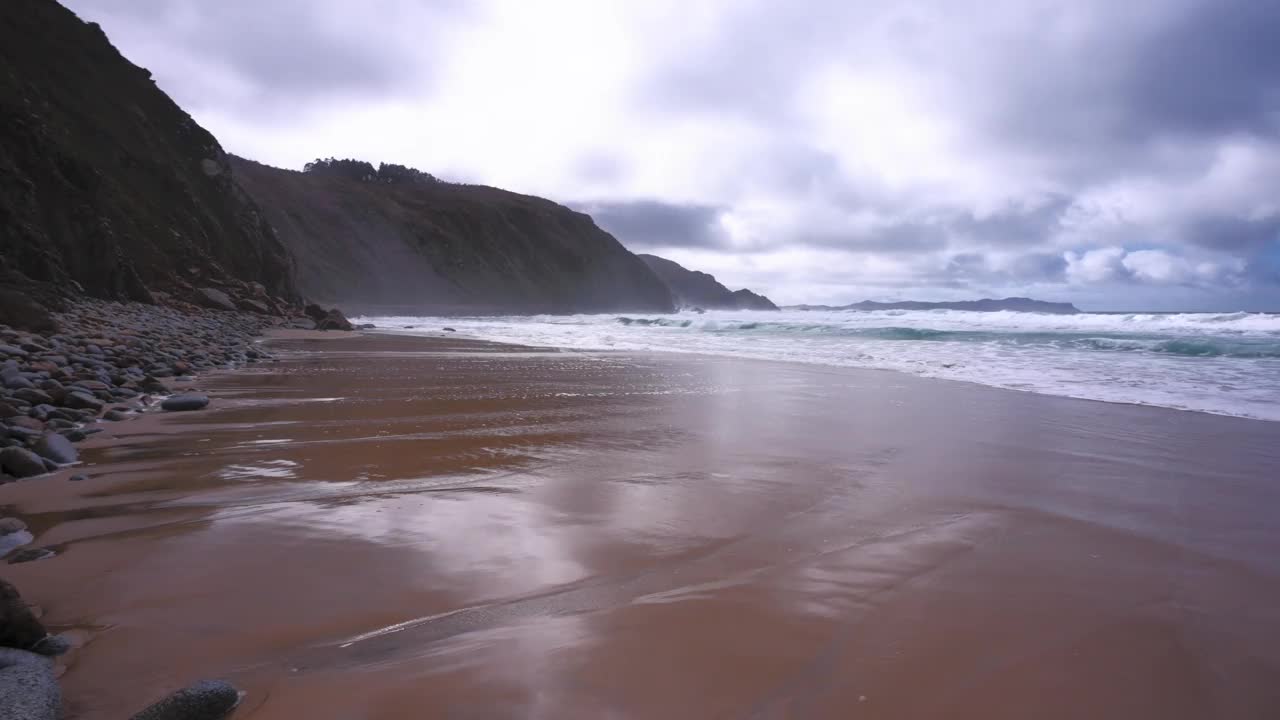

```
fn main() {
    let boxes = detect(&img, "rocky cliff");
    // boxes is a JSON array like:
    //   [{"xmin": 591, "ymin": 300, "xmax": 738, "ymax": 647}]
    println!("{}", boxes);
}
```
[
  {"xmin": 638, "ymin": 255, "xmax": 778, "ymax": 311},
  {"xmin": 0, "ymin": 0, "xmax": 296, "ymax": 306},
  {"xmin": 232, "ymin": 158, "xmax": 675, "ymax": 314}
]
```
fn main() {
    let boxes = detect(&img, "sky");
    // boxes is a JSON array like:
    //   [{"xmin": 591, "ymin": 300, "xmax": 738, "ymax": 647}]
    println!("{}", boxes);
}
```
[{"xmin": 65, "ymin": 0, "xmax": 1280, "ymax": 310}]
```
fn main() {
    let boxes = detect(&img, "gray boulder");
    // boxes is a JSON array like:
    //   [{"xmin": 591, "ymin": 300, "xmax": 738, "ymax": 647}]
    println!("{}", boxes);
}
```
[
  {"xmin": 195, "ymin": 288, "xmax": 236, "ymax": 312},
  {"xmin": 0, "ymin": 649, "xmax": 59, "ymax": 720},
  {"xmin": 0, "ymin": 579, "xmax": 49, "ymax": 650},
  {"xmin": 0, "ymin": 448, "xmax": 46, "ymax": 479},
  {"xmin": 161, "ymin": 394, "xmax": 209, "ymax": 412},
  {"xmin": 32, "ymin": 434, "xmax": 77, "ymax": 465},
  {"xmin": 129, "ymin": 680, "xmax": 241, "ymax": 720}
]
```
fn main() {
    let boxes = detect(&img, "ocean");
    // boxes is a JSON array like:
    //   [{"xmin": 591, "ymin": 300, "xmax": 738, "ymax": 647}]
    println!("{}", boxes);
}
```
[{"xmin": 357, "ymin": 309, "xmax": 1280, "ymax": 422}]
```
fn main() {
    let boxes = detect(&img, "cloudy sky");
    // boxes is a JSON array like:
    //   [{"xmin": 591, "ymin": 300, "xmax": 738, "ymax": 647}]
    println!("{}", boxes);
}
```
[{"xmin": 66, "ymin": 0, "xmax": 1280, "ymax": 310}]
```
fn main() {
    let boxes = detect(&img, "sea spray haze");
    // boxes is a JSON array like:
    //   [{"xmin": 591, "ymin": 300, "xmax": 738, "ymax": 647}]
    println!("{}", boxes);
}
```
[{"xmin": 360, "ymin": 309, "xmax": 1280, "ymax": 421}]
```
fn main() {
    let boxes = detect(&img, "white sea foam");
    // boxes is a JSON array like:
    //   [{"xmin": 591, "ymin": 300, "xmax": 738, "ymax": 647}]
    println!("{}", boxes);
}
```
[{"xmin": 357, "ymin": 309, "xmax": 1280, "ymax": 422}]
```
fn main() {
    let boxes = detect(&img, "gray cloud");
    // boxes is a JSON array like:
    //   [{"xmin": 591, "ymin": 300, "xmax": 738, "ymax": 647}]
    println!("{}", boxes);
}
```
[
  {"xmin": 580, "ymin": 200, "xmax": 727, "ymax": 249},
  {"xmin": 64, "ymin": 0, "xmax": 463, "ymax": 117},
  {"xmin": 60, "ymin": 0, "xmax": 1280, "ymax": 307}
]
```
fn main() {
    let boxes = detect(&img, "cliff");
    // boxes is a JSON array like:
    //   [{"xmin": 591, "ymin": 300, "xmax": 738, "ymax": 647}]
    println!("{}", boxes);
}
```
[
  {"xmin": 0, "ymin": 0, "xmax": 296, "ymax": 306},
  {"xmin": 232, "ymin": 158, "xmax": 676, "ymax": 314},
  {"xmin": 790, "ymin": 298, "xmax": 1081, "ymax": 314},
  {"xmin": 637, "ymin": 255, "xmax": 778, "ymax": 311}
]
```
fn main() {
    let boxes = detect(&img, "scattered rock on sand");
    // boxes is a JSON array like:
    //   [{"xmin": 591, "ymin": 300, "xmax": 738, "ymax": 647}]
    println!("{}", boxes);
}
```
[
  {"xmin": 0, "ymin": 447, "xmax": 47, "ymax": 478},
  {"xmin": 129, "ymin": 679, "xmax": 241, "ymax": 720},
  {"xmin": 6, "ymin": 547, "xmax": 55, "ymax": 565},
  {"xmin": 0, "ymin": 579, "xmax": 49, "ymax": 650},
  {"xmin": 0, "ymin": 648, "xmax": 60, "ymax": 720},
  {"xmin": 32, "ymin": 434, "xmax": 77, "ymax": 465},
  {"xmin": 161, "ymin": 393, "xmax": 210, "ymax": 412}
]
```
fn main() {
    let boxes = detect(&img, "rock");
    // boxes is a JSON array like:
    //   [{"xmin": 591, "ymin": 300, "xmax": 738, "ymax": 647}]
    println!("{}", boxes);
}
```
[
  {"xmin": 195, "ymin": 288, "xmax": 236, "ymax": 312},
  {"xmin": 11, "ymin": 389, "xmax": 52, "ymax": 406},
  {"xmin": 7, "ymin": 417, "xmax": 43, "ymax": 432},
  {"xmin": 32, "ymin": 434, "xmax": 77, "ymax": 465},
  {"xmin": 442, "ymin": 327, "xmax": 457, "ymax": 332},
  {"xmin": 0, "ymin": 530, "xmax": 33, "ymax": 557},
  {"xmin": 6, "ymin": 547, "xmax": 55, "ymax": 565},
  {"xmin": 68, "ymin": 474, "xmax": 88, "ymax": 482},
  {"xmin": 63, "ymin": 391, "xmax": 104, "ymax": 412},
  {"xmin": 0, "ymin": 448, "xmax": 47, "ymax": 478},
  {"xmin": 4, "ymin": 375, "xmax": 35, "ymax": 390},
  {"xmin": 0, "ymin": 579, "xmax": 49, "ymax": 650},
  {"xmin": 0, "ymin": 517, "xmax": 26, "ymax": 534},
  {"xmin": 0, "ymin": 344, "xmax": 29, "ymax": 358},
  {"xmin": 5, "ymin": 426, "xmax": 40, "ymax": 443},
  {"xmin": 0, "ymin": 401, "xmax": 19, "ymax": 418},
  {"xmin": 129, "ymin": 679, "xmax": 241, "ymax": 720},
  {"xmin": 29, "ymin": 634, "xmax": 72, "ymax": 658},
  {"xmin": 236, "ymin": 298, "xmax": 271, "ymax": 314},
  {"xmin": 0, "ymin": 648, "xmax": 60, "ymax": 720},
  {"xmin": 161, "ymin": 393, "xmax": 209, "ymax": 412},
  {"xmin": 103, "ymin": 409, "xmax": 129, "ymax": 421}
]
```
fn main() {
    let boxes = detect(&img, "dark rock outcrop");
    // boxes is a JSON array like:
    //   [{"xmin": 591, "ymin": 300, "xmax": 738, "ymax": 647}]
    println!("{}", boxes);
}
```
[
  {"xmin": 0, "ymin": 0, "xmax": 296, "ymax": 304},
  {"xmin": 232, "ymin": 158, "xmax": 676, "ymax": 315},
  {"xmin": 637, "ymin": 255, "xmax": 778, "ymax": 311}
]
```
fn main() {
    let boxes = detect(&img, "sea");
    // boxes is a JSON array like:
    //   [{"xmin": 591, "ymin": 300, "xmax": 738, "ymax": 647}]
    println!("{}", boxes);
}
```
[{"xmin": 356, "ymin": 309, "xmax": 1280, "ymax": 422}]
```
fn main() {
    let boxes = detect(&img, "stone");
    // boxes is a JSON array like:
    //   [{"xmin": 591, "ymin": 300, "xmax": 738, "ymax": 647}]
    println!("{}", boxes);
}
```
[
  {"xmin": 0, "ymin": 530, "xmax": 33, "ymax": 557},
  {"xmin": 161, "ymin": 393, "xmax": 209, "ymax": 412},
  {"xmin": 4, "ymin": 375, "xmax": 35, "ymax": 390},
  {"xmin": 5, "ymin": 426, "xmax": 40, "ymax": 443},
  {"xmin": 236, "ymin": 298, "xmax": 271, "ymax": 314},
  {"xmin": 11, "ymin": 389, "xmax": 52, "ymax": 406},
  {"xmin": 0, "ymin": 401, "xmax": 19, "ymax": 418},
  {"xmin": 0, "ymin": 344, "xmax": 29, "ymax": 358},
  {"xmin": 195, "ymin": 287, "xmax": 236, "ymax": 312},
  {"xmin": 0, "ymin": 579, "xmax": 49, "ymax": 649},
  {"xmin": 129, "ymin": 679, "xmax": 241, "ymax": 720},
  {"xmin": 0, "ymin": 517, "xmax": 26, "ymax": 534},
  {"xmin": 68, "ymin": 474, "xmax": 88, "ymax": 482},
  {"xmin": 6, "ymin": 547, "xmax": 55, "ymax": 565},
  {"xmin": 0, "ymin": 448, "xmax": 46, "ymax": 478},
  {"xmin": 316, "ymin": 309, "xmax": 353, "ymax": 331},
  {"xmin": 63, "ymin": 391, "xmax": 104, "ymax": 412},
  {"xmin": 103, "ymin": 410, "xmax": 129, "ymax": 421},
  {"xmin": 7, "ymin": 417, "xmax": 43, "ymax": 432},
  {"xmin": 29, "ymin": 634, "xmax": 72, "ymax": 658},
  {"xmin": 32, "ymin": 434, "xmax": 77, "ymax": 465},
  {"xmin": 0, "ymin": 648, "xmax": 60, "ymax": 720}
]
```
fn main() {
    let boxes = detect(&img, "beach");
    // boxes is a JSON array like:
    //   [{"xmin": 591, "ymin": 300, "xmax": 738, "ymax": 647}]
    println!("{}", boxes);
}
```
[{"xmin": 5, "ymin": 331, "xmax": 1280, "ymax": 719}]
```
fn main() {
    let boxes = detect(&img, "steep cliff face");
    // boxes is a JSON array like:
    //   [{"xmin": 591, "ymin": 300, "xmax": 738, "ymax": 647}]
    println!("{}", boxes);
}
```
[
  {"xmin": 232, "ymin": 158, "xmax": 676, "ymax": 314},
  {"xmin": 0, "ymin": 0, "xmax": 295, "ymax": 303},
  {"xmin": 638, "ymin": 255, "xmax": 778, "ymax": 311}
]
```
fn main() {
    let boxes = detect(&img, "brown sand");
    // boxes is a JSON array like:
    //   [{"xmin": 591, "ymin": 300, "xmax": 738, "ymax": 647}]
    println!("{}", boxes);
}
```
[{"xmin": 3, "ymin": 332, "xmax": 1280, "ymax": 719}]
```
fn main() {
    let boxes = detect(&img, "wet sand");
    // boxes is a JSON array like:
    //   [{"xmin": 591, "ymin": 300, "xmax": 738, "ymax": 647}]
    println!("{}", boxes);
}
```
[{"xmin": 4, "ymin": 331, "xmax": 1280, "ymax": 719}]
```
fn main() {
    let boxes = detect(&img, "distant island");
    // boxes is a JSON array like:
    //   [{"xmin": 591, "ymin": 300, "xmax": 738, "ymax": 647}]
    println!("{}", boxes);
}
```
[{"xmin": 787, "ymin": 297, "xmax": 1080, "ymax": 314}]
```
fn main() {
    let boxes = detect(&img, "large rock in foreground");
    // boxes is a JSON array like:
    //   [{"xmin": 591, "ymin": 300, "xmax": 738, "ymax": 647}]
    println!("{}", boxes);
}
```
[
  {"xmin": 0, "ymin": 649, "xmax": 59, "ymax": 720},
  {"xmin": 129, "ymin": 680, "xmax": 241, "ymax": 720},
  {"xmin": 0, "ymin": 579, "xmax": 48, "ymax": 650}
]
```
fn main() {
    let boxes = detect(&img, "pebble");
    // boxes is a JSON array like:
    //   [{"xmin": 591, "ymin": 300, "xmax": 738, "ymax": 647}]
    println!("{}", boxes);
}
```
[
  {"xmin": 68, "ymin": 474, "xmax": 88, "ymax": 482},
  {"xmin": 129, "ymin": 680, "xmax": 242, "ymax": 720},
  {"xmin": 6, "ymin": 547, "xmax": 55, "ymax": 565},
  {"xmin": 29, "ymin": 634, "xmax": 73, "ymax": 658},
  {"xmin": 161, "ymin": 393, "xmax": 210, "ymax": 412}
]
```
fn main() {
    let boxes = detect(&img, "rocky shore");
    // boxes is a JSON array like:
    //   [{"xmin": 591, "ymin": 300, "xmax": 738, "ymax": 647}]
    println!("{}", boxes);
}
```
[{"xmin": 0, "ymin": 298, "xmax": 347, "ymax": 718}]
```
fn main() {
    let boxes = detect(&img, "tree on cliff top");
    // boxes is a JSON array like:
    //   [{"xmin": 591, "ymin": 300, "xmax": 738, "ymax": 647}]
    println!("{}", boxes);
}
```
[{"xmin": 304, "ymin": 158, "xmax": 438, "ymax": 185}]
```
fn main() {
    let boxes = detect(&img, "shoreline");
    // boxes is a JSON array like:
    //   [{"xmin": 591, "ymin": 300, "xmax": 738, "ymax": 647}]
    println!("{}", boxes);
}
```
[{"xmin": 3, "ymin": 325, "xmax": 1280, "ymax": 717}]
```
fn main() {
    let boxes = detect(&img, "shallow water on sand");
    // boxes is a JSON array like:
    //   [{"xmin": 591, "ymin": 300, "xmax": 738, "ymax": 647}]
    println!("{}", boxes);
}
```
[{"xmin": 6, "ymin": 333, "xmax": 1280, "ymax": 719}]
